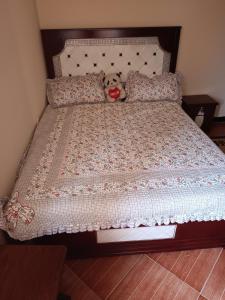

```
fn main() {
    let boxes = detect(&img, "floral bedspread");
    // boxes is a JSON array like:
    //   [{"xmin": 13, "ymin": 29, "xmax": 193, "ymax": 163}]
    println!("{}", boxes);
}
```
[{"xmin": 1, "ymin": 101, "xmax": 225, "ymax": 241}]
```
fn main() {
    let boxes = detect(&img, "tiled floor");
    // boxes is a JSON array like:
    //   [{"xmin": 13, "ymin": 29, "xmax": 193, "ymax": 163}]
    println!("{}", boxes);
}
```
[{"xmin": 60, "ymin": 247, "xmax": 225, "ymax": 299}]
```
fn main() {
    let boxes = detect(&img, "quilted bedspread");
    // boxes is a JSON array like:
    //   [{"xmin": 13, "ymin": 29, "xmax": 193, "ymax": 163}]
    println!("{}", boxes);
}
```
[{"xmin": 1, "ymin": 101, "xmax": 225, "ymax": 241}]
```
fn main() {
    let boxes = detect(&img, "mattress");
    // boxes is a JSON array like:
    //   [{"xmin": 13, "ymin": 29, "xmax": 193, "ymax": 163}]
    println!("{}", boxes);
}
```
[{"xmin": 1, "ymin": 101, "xmax": 225, "ymax": 241}]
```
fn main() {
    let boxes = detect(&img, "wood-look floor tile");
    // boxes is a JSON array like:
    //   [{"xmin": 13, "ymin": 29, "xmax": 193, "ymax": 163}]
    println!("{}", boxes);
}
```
[
  {"xmin": 93, "ymin": 255, "xmax": 140, "ymax": 299},
  {"xmin": 147, "ymin": 252, "xmax": 162, "ymax": 261},
  {"xmin": 171, "ymin": 249, "xmax": 201, "ymax": 281},
  {"xmin": 157, "ymin": 251, "xmax": 181, "ymax": 271},
  {"xmin": 220, "ymin": 290, "xmax": 225, "ymax": 300},
  {"xmin": 185, "ymin": 248, "xmax": 222, "ymax": 291},
  {"xmin": 66, "ymin": 258, "xmax": 97, "ymax": 277},
  {"xmin": 108, "ymin": 255, "xmax": 154, "ymax": 300},
  {"xmin": 129, "ymin": 261, "xmax": 168, "ymax": 300},
  {"xmin": 151, "ymin": 271, "xmax": 183, "ymax": 300},
  {"xmin": 62, "ymin": 248, "xmax": 224, "ymax": 300},
  {"xmin": 82, "ymin": 256, "xmax": 119, "ymax": 288},
  {"xmin": 60, "ymin": 265, "xmax": 100, "ymax": 300},
  {"xmin": 60, "ymin": 265, "xmax": 77, "ymax": 294},
  {"xmin": 69, "ymin": 275, "xmax": 100, "ymax": 300},
  {"xmin": 174, "ymin": 282, "xmax": 199, "ymax": 300},
  {"xmin": 201, "ymin": 249, "xmax": 225, "ymax": 300}
]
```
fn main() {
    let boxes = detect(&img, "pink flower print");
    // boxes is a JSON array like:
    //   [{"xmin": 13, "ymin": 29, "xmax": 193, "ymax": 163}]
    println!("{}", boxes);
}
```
[{"xmin": 4, "ymin": 191, "xmax": 35, "ymax": 231}]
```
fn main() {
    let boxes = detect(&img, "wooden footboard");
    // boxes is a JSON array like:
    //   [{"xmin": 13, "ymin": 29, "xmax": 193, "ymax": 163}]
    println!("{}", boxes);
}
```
[{"xmin": 6, "ymin": 221, "xmax": 225, "ymax": 258}]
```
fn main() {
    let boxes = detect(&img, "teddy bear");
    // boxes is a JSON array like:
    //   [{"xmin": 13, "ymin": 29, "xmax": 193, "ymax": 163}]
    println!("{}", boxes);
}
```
[{"xmin": 103, "ymin": 73, "xmax": 126, "ymax": 102}]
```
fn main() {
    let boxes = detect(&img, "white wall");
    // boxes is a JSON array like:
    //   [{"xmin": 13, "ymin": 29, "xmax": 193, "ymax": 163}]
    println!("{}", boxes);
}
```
[
  {"xmin": 36, "ymin": 0, "xmax": 225, "ymax": 116},
  {"xmin": 0, "ymin": 0, "xmax": 46, "ymax": 197}
]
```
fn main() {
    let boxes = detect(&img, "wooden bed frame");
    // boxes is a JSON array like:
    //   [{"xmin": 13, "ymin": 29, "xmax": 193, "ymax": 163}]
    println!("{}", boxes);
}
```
[{"xmin": 6, "ymin": 27, "xmax": 225, "ymax": 257}]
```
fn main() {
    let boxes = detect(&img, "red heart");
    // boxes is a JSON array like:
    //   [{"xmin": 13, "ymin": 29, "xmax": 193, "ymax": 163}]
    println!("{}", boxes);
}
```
[{"xmin": 109, "ymin": 87, "xmax": 120, "ymax": 99}]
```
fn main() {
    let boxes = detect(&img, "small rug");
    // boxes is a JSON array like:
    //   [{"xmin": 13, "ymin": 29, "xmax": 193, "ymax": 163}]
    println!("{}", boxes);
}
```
[{"xmin": 213, "ymin": 138, "xmax": 225, "ymax": 153}]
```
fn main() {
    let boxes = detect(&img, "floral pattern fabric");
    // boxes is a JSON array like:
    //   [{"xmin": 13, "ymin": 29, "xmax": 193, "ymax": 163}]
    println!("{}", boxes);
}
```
[
  {"xmin": 126, "ymin": 71, "xmax": 182, "ymax": 103},
  {"xmin": 3, "ymin": 192, "xmax": 34, "ymax": 231},
  {"xmin": 2, "ymin": 101, "xmax": 225, "ymax": 240},
  {"xmin": 47, "ymin": 72, "xmax": 105, "ymax": 108}
]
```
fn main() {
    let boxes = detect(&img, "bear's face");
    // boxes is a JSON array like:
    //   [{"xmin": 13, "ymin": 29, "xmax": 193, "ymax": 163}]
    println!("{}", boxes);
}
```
[{"xmin": 103, "ymin": 73, "xmax": 121, "ymax": 88}]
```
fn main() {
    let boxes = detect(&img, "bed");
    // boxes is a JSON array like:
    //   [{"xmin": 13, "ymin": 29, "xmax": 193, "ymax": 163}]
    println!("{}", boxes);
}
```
[{"xmin": 1, "ymin": 27, "xmax": 225, "ymax": 258}]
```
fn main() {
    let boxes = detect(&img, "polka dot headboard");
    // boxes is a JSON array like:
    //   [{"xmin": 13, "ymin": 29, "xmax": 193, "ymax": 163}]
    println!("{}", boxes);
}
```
[
  {"xmin": 41, "ymin": 27, "xmax": 181, "ymax": 79},
  {"xmin": 53, "ymin": 37, "xmax": 171, "ymax": 81}
]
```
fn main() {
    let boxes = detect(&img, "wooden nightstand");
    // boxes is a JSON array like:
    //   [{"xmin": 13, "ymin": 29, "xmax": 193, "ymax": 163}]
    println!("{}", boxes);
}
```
[
  {"xmin": 0, "ymin": 245, "xmax": 70, "ymax": 300},
  {"xmin": 182, "ymin": 95, "xmax": 218, "ymax": 133}
]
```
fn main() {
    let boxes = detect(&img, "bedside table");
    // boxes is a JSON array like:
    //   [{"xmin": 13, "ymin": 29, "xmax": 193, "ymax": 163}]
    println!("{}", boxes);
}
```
[
  {"xmin": 0, "ymin": 245, "xmax": 70, "ymax": 300},
  {"xmin": 182, "ymin": 95, "xmax": 218, "ymax": 133}
]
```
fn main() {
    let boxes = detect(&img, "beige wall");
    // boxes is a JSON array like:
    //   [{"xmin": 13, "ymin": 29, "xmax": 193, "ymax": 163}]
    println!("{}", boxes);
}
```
[
  {"xmin": 0, "ymin": 0, "xmax": 46, "ymax": 197},
  {"xmin": 36, "ymin": 0, "xmax": 225, "ymax": 116}
]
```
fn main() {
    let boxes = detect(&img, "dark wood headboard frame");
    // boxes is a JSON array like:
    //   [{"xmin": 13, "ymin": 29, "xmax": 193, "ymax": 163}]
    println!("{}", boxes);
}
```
[{"xmin": 41, "ymin": 27, "xmax": 181, "ymax": 78}]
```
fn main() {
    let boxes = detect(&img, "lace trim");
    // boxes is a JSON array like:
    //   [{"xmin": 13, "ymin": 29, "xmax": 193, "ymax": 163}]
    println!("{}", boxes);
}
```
[{"xmin": 7, "ymin": 213, "xmax": 225, "ymax": 241}]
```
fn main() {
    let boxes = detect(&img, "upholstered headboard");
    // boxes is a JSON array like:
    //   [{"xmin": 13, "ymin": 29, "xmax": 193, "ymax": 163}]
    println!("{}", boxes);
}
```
[{"xmin": 41, "ymin": 27, "xmax": 181, "ymax": 79}]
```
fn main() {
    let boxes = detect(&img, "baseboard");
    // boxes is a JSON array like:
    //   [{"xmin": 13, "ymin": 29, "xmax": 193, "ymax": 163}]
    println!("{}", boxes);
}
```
[{"xmin": 214, "ymin": 116, "xmax": 225, "ymax": 122}]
